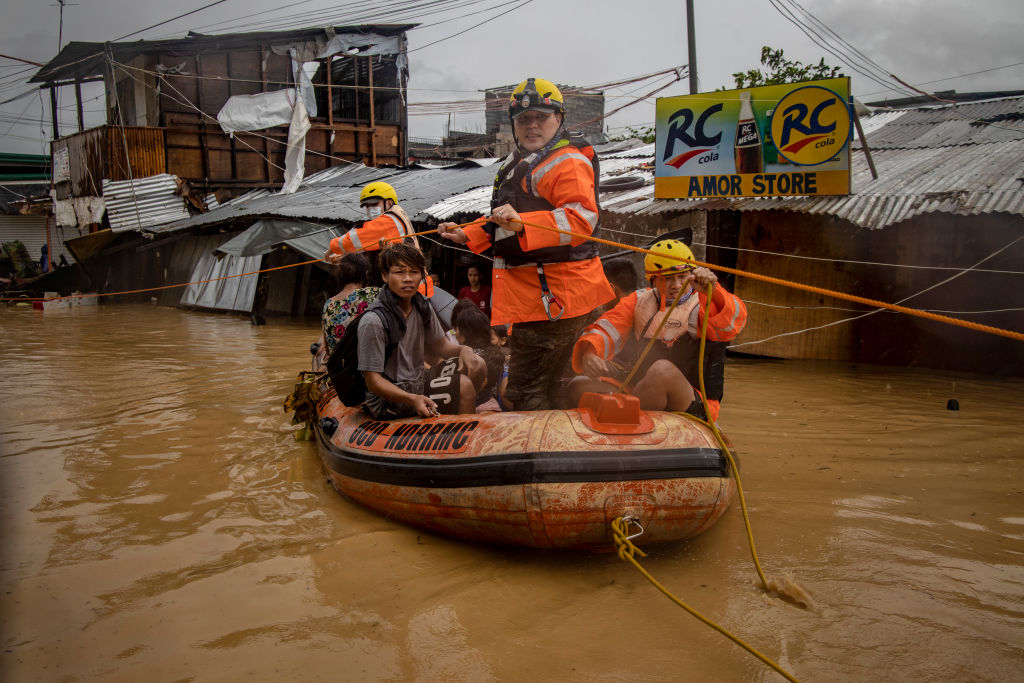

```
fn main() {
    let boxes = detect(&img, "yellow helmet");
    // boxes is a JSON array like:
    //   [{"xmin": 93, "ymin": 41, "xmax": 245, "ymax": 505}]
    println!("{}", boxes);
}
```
[
  {"xmin": 644, "ymin": 239, "xmax": 696, "ymax": 277},
  {"xmin": 359, "ymin": 181, "xmax": 398, "ymax": 206},
  {"xmin": 509, "ymin": 77, "xmax": 564, "ymax": 119}
]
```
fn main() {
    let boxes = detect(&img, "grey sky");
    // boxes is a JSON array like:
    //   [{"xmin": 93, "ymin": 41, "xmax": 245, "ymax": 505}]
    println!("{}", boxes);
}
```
[{"xmin": 2, "ymin": 0, "xmax": 1021, "ymax": 155}]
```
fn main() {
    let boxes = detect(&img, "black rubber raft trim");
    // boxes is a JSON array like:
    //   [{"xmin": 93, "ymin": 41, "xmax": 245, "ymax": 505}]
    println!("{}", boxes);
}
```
[{"xmin": 317, "ymin": 433, "xmax": 730, "ymax": 489}]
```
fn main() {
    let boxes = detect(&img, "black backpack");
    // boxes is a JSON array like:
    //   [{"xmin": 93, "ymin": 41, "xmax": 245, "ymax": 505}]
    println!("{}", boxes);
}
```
[{"xmin": 325, "ymin": 310, "xmax": 397, "ymax": 407}]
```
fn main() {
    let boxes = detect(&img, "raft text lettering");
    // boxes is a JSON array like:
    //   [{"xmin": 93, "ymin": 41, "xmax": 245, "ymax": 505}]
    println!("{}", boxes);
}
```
[{"xmin": 347, "ymin": 419, "xmax": 479, "ymax": 452}]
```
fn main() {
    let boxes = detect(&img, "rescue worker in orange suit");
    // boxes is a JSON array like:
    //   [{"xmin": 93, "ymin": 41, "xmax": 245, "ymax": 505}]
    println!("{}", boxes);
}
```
[
  {"xmin": 324, "ymin": 181, "xmax": 418, "ymax": 263},
  {"xmin": 568, "ymin": 239, "xmax": 747, "ymax": 421},
  {"xmin": 324, "ymin": 180, "xmax": 439, "ymax": 302},
  {"xmin": 438, "ymin": 77, "xmax": 614, "ymax": 410}
]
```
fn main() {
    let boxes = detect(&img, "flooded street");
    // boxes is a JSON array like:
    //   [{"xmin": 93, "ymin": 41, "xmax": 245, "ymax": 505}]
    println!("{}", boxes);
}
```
[{"xmin": 2, "ymin": 303, "xmax": 1022, "ymax": 682}]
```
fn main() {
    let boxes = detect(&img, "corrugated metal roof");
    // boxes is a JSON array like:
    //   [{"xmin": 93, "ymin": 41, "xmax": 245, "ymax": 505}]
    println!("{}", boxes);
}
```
[
  {"xmin": 854, "ymin": 96, "xmax": 1024, "ymax": 149},
  {"xmin": 422, "ymin": 155, "xmax": 656, "ymax": 220},
  {"xmin": 102, "ymin": 174, "xmax": 191, "ymax": 232},
  {"xmin": 31, "ymin": 24, "xmax": 418, "ymax": 83},
  {"xmin": 601, "ymin": 143, "xmax": 656, "ymax": 159},
  {"xmin": 151, "ymin": 159, "xmax": 499, "ymax": 234},
  {"xmin": 630, "ymin": 139, "xmax": 1024, "ymax": 228},
  {"xmin": 145, "ymin": 96, "xmax": 1024, "ymax": 235}
]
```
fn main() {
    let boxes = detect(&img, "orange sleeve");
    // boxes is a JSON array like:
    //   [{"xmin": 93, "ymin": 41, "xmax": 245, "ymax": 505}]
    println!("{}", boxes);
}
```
[
  {"xmin": 696, "ymin": 283, "xmax": 747, "ymax": 342},
  {"xmin": 339, "ymin": 214, "xmax": 405, "ymax": 253},
  {"xmin": 518, "ymin": 149, "xmax": 599, "ymax": 252},
  {"xmin": 460, "ymin": 216, "xmax": 493, "ymax": 254},
  {"xmin": 571, "ymin": 292, "xmax": 639, "ymax": 372}
]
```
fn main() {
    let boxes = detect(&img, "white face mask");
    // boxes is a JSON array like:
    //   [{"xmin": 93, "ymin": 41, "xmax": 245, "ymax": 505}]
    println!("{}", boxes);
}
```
[{"xmin": 365, "ymin": 204, "xmax": 383, "ymax": 219}]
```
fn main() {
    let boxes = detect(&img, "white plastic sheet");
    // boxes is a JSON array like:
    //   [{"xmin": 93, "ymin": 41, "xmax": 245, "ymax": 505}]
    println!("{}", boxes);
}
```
[
  {"xmin": 280, "ymin": 100, "xmax": 311, "ymax": 195},
  {"xmin": 217, "ymin": 88, "xmax": 301, "ymax": 136}
]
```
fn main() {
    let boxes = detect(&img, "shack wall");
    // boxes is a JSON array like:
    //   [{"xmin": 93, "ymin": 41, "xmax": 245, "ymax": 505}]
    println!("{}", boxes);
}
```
[
  {"xmin": 731, "ymin": 211, "xmax": 1024, "ymax": 375},
  {"xmin": 156, "ymin": 48, "xmax": 404, "ymax": 191}
]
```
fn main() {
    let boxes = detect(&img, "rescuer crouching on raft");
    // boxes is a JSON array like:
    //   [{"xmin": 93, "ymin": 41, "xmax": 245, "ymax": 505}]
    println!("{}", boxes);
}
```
[
  {"xmin": 438, "ymin": 77, "xmax": 613, "ymax": 411},
  {"xmin": 358, "ymin": 243, "xmax": 485, "ymax": 419},
  {"xmin": 324, "ymin": 181, "xmax": 418, "ymax": 264},
  {"xmin": 567, "ymin": 239, "xmax": 747, "ymax": 421}
]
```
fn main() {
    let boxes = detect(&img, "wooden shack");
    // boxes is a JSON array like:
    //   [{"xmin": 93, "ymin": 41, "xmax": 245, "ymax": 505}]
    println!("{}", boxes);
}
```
[{"xmin": 31, "ymin": 25, "xmax": 415, "ymax": 203}]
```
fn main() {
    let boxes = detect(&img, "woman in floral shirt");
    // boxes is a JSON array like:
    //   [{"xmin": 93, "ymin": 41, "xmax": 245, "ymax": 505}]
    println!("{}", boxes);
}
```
[{"xmin": 320, "ymin": 253, "xmax": 380, "ymax": 357}]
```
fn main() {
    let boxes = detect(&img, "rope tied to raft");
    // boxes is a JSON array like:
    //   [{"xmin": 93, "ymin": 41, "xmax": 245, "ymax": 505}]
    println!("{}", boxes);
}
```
[
  {"xmin": 611, "ymin": 517, "xmax": 801, "ymax": 683},
  {"xmin": 608, "ymin": 284, "xmax": 796, "ymax": 680}
]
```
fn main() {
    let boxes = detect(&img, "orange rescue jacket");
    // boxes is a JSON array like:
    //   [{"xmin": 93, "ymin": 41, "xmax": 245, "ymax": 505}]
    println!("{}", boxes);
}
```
[
  {"xmin": 572, "ymin": 284, "xmax": 747, "ymax": 419},
  {"xmin": 330, "ymin": 206, "xmax": 417, "ymax": 254},
  {"xmin": 462, "ymin": 144, "xmax": 613, "ymax": 325}
]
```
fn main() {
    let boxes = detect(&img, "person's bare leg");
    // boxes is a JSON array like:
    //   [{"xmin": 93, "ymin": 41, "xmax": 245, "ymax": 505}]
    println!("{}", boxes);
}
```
[
  {"xmin": 566, "ymin": 376, "xmax": 622, "ymax": 407},
  {"xmin": 632, "ymin": 359, "xmax": 694, "ymax": 411}
]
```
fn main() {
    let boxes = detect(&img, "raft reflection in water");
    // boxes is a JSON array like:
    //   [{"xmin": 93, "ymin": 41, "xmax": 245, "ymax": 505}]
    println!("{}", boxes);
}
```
[{"xmin": 314, "ymin": 381, "xmax": 736, "ymax": 550}]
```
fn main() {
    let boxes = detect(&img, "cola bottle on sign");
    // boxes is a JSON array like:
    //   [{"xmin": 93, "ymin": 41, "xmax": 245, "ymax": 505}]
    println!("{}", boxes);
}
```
[{"xmin": 733, "ymin": 91, "xmax": 764, "ymax": 174}]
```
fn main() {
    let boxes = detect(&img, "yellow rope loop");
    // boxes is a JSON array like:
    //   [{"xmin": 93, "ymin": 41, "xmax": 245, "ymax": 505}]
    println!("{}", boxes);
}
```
[{"xmin": 611, "ymin": 516, "xmax": 647, "ymax": 560}]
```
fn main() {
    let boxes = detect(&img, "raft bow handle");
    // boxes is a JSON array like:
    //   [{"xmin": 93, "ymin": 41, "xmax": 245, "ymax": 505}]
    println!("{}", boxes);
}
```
[{"xmin": 620, "ymin": 515, "xmax": 645, "ymax": 541}]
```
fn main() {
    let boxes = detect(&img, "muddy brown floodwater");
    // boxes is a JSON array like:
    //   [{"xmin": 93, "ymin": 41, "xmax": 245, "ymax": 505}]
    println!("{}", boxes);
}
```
[{"xmin": 1, "ymin": 303, "xmax": 1022, "ymax": 682}]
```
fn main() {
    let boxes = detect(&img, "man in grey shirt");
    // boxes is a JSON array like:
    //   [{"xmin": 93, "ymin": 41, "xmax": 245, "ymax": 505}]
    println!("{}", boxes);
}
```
[{"xmin": 358, "ymin": 243, "xmax": 484, "ymax": 419}]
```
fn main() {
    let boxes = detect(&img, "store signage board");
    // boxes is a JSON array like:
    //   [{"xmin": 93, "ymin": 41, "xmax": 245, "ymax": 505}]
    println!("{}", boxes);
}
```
[{"xmin": 654, "ymin": 77, "xmax": 852, "ymax": 198}]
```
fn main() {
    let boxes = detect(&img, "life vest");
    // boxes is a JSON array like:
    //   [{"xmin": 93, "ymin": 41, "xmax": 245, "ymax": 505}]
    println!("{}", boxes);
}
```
[
  {"xmin": 631, "ymin": 289, "xmax": 728, "ymax": 402},
  {"xmin": 384, "ymin": 205, "xmax": 420, "ymax": 250},
  {"xmin": 485, "ymin": 131, "xmax": 600, "ymax": 268}
]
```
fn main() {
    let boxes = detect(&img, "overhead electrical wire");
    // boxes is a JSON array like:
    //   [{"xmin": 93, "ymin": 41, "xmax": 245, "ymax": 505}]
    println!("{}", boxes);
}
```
[
  {"xmin": 858, "ymin": 60, "xmax": 1024, "ymax": 98},
  {"xmin": 182, "ymin": 0, "xmax": 316, "ymax": 36},
  {"xmin": 766, "ymin": 0, "xmax": 916, "ymax": 97},
  {"xmin": 407, "ymin": 0, "xmax": 525, "ymax": 31},
  {"xmin": 408, "ymin": 0, "xmax": 535, "ymax": 52},
  {"xmin": 113, "ymin": 0, "xmax": 233, "ymax": 41},
  {"xmin": 182, "ymin": 0, "xmax": 506, "ymax": 37},
  {"xmin": 778, "ymin": 0, "xmax": 907, "ymax": 90}
]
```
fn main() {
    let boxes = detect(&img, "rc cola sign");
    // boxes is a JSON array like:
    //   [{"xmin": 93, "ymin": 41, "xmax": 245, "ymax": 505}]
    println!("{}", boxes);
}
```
[{"xmin": 655, "ymin": 77, "xmax": 851, "ymax": 199}]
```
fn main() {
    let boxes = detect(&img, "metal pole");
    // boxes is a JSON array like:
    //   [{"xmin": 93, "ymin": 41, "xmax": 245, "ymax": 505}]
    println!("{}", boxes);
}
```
[{"xmin": 686, "ymin": 0, "xmax": 698, "ymax": 94}]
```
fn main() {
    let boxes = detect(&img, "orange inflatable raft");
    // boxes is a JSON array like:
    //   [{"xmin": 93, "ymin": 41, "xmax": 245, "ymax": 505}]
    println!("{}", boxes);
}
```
[{"xmin": 312, "ymin": 376, "xmax": 737, "ymax": 550}]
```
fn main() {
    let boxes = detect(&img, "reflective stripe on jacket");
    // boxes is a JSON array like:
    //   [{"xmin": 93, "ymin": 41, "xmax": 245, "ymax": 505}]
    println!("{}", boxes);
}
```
[
  {"xmin": 571, "ymin": 284, "xmax": 748, "ymax": 416},
  {"xmin": 330, "ymin": 206, "xmax": 417, "ymax": 254},
  {"xmin": 462, "ymin": 145, "xmax": 612, "ymax": 324}
]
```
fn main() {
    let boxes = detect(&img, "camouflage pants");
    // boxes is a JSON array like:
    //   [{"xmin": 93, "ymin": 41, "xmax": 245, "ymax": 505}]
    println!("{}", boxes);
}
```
[{"xmin": 505, "ymin": 314, "xmax": 589, "ymax": 411}]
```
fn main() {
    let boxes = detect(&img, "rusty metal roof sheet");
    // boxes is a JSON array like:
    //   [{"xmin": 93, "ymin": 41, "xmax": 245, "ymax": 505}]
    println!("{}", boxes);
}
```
[
  {"xmin": 102, "ymin": 173, "xmax": 190, "ymax": 232},
  {"xmin": 31, "ymin": 24, "xmax": 418, "ymax": 83},
  {"xmin": 150, "ymin": 158, "xmax": 499, "ymax": 234}
]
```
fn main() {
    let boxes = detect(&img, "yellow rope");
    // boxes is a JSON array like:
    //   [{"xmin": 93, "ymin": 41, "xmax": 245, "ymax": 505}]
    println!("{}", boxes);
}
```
[
  {"xmin": 611, "ymin": 518, "xmax": 801, "ymax": 683},
  {"xmin": 612, "ymin": 279, "xmax": 771, "ymax": 588},
  {"xmin": 620, "ymin": 282, "xmax": 685, "ymax": 390},
  {"xmin": 16, "ymin": 213, "xmax": 1023, "ymax": 347},
  {"xmin": 610, "ymin": 284, "xmax": 791, "ymax": 680},
  {"xmin": 692, "ymin": 283, "xmax": 770, "ymax": 588},
  {"xmin": 0, "ymin": 226, "xmax": 446, "ymax": 303},
  {"xmin": 508, "ymin": 217, "xmax": 1024, "ymax": 343}
]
